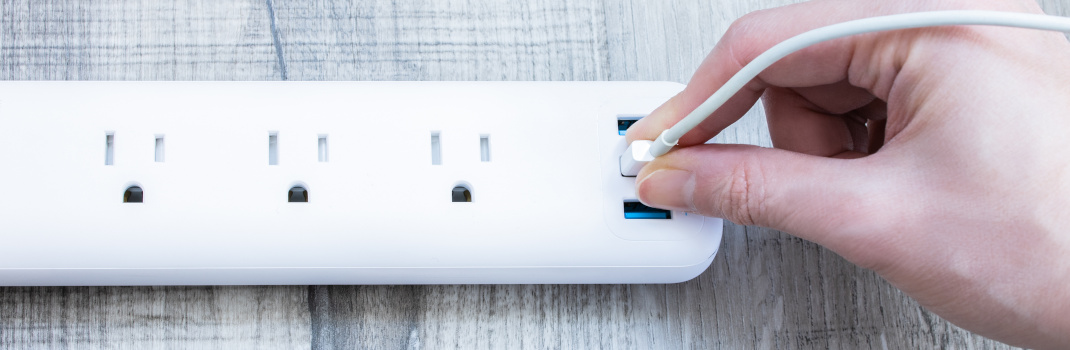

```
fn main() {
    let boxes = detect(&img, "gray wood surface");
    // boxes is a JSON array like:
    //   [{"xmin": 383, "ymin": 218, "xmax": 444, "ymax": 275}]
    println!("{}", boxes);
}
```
[{"xmin": 1, "ymin": 0, "xmax": 1066, "ymax": 348}]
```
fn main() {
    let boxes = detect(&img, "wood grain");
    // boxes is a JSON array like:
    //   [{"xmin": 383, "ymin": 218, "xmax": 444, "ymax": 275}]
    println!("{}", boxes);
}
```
[
  {"xmin": 0, "ymin": 286, "xmax": 309, "ymax": 349},
  {"xmin": 2, "ymin": 0, "xmax": 1068, "ymax": 348}
]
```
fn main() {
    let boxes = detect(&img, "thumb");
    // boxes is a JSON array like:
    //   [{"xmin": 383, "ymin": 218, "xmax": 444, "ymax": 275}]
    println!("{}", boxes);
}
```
[{"xmin": 636, "ymin": 143, "xmax": 880, "ymax": 247}]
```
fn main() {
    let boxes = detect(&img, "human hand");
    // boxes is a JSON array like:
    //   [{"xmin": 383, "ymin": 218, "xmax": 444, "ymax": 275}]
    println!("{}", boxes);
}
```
[{"xmin": 625, "ymin": 0, "xmax": 1070, "ymax": 347}]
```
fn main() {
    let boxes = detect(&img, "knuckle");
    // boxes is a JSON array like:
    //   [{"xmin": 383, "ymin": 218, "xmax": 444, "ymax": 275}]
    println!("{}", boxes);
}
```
[
  {"xmin": 720, "ymin": 13, "xmax": 759, "ymax": 48},
  {"xmin": 726, "ymin": 10, "xmax": 768, "ymax": 38},
  {"xmin": 718, "ymin": 9, "xmax": 777, "ymax": 69},
  {"xmin": 704, "ymin": 154, "xmax": 768, "ymax": 226}
]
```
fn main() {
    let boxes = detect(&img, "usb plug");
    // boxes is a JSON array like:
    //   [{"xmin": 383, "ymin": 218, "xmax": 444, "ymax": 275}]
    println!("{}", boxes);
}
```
[{"xmin": 619, "ymin": 140, "xmax": 654, "ymax": 177}]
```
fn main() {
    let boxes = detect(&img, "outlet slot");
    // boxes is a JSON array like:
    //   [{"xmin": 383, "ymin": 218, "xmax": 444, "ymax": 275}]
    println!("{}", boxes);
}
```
[
  {"xmin": 480, "ymin": 135, "xmax": 490, "ymax": 162},
  {"xmin": 623, "ymin": 200, "xmax": 670, "ymax": 219},
  {"xmin": 154, "ymin": 135, "xmax": 165, "ymax": 162},
  {"xmin": 123, "ymin": 186, "xmax": 143, "ymax": 203},
  {"xmin": 268, "ymin": 132, "xmax": 279, "ymax": 165},
  {"xmin": 318, "ymin": 135, "xmax": 328, "ymax": 162},
  {"xmin": 105, "ymin": 133, "xmax": 115, "ymax": 165},
  {"xmin": 617, "ymin": 115, "xmax": 643, "ymax": 136},
  {"xmin": 451, "ymin": 185, "xmax": 472, "ymax": 202},
  {"xmin": 431, "ymin": 132, "xmax": 442, "ymax": 165},
  {"xmin": 288, "ymin": 185, "xmax": 308, "ymax": 203}
]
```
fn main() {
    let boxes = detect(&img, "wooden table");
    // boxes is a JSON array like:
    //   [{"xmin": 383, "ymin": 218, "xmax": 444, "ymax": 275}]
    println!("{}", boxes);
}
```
[{"xmin": 2, "ymin": 0, "xmax": 1065, "ymax": 348}]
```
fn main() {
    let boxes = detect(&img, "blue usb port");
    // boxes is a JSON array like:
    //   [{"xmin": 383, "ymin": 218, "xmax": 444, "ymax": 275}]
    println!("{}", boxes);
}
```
[
  {"xmin": 617, "ymin": 115, "xmax": 643, "ymax": 136},
  {"xmin": 623, "ymin": 201, "xmax": 671, "ymax": 219}
]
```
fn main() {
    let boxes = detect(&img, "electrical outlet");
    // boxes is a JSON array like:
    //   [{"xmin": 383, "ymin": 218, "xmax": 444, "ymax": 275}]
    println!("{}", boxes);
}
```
[{"xmin": 0, "ymin": 81, "xmax": 723, "ymax": 285}]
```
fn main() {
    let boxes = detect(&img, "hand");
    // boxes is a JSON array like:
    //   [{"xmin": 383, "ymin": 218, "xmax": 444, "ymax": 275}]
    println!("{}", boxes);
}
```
[{"xmin": 625, "ymin": 0, "xmax": 1070, "ymax": 347}]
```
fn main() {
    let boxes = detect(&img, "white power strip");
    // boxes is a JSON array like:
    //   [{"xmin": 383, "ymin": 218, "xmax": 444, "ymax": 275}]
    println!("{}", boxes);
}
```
[{"xmin": 0, "ymin": 81, "xmax": 723, "ymax": 285}]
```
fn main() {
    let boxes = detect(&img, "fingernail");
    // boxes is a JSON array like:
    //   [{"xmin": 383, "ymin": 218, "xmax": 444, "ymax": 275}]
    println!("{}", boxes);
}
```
[{"xmin": 637, "ymin": 169, "xmax": 695, "ymax": 212}]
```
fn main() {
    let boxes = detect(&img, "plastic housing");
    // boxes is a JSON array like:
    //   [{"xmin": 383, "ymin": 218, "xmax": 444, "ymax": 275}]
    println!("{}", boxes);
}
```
[{"xmin": 0, "ymin": 81, "xmax": 723, "ymax": 285}]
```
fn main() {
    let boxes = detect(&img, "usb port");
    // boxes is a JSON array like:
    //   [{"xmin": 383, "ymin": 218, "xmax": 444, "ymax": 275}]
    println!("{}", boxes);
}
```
[
  {"xmin": 623, "ymin": 200, "xmax": 671, "ymax": 219},
  {"xmin": 617, "ymin": 115, "xmax": 643, "ymax": 136}
]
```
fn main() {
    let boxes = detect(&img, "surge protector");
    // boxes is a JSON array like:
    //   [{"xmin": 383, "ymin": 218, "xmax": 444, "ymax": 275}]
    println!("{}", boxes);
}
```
[{"xmin": 0, "ymin": 81, "xmax": 723, "ymax": 286}]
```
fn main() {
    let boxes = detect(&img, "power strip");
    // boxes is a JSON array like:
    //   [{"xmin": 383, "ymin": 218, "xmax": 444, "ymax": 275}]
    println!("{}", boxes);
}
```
[{"xmin": 0, "ymin": 81, "xmax": 723, "ymax": 285}]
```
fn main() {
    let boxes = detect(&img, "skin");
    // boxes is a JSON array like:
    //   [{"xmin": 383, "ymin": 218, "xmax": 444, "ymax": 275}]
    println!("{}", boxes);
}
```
[{"xmin": 625, "ymin": 0, "xmax": 1070, "ymax": 348}]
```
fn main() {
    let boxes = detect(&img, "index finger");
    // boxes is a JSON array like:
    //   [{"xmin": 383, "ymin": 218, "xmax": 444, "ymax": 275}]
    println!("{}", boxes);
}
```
[{"xmin": 625, "ymin": 0, "xmax": 883, "ymax": 146}]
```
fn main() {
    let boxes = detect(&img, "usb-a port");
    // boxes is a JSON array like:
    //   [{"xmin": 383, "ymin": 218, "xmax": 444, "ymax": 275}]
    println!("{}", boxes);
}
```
[
  {"xmin": 617, "ymin": 115, "xmax": 643, "ymax": 135},
  {"xmin": 623, "ymin": 200, "xmax": 671, "ymax": 219}
]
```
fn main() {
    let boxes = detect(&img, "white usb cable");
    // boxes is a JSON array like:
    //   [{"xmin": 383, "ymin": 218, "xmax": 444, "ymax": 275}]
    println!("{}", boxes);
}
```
[{"xmin": 621, "ymin": 10, "xmax": 1070, "ymax": 176}]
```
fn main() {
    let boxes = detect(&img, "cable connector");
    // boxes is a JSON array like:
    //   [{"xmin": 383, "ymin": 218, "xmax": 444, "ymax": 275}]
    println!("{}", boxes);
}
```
[
  {"xmin": 648, "ymin": 130, "xmax": 677, "ymax": 158},
  {"xmin": 620, "ymin": 140, "xmax": 655, "ymax": 177}
]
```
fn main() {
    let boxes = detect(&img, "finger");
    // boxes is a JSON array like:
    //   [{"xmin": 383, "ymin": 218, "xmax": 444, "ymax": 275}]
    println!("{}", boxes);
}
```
[
  {"xmin": 790, "ymin": 80, "xmax": 876, "ymax": 115},
  {"xmin": 626, "ymin": 86, "xmax": 761, "ymax": 145},
  {"xmin": 627, "ymin": 0, "xmax": 889, "ymax": 146},
  {"xmin": 634, "ymin": 143, "xmax": 885, "ymax": 251},
  {"xmin": 844, "ymin": 113, "xmax": 870, "ymax": 154},
  {"xmin": 763, "ymin": 87, "xmax": 856, "ymax": 157},
  {"xmin": 856, "ymin": 97, "xmax": 888, "ymax": 121},
  {"xmin": 868, "ymin": 118, "xmax": 887, "ymax": 153},
  {"xmin": 852, "ymin": 98, "xmax": 889, "ymax": 153}
]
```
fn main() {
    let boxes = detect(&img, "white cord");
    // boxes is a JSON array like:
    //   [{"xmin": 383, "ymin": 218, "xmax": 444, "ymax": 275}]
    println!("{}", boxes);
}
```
[{"xmin": 646, "ymin": 10, "xmax": 1070, "ymax": 157}]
